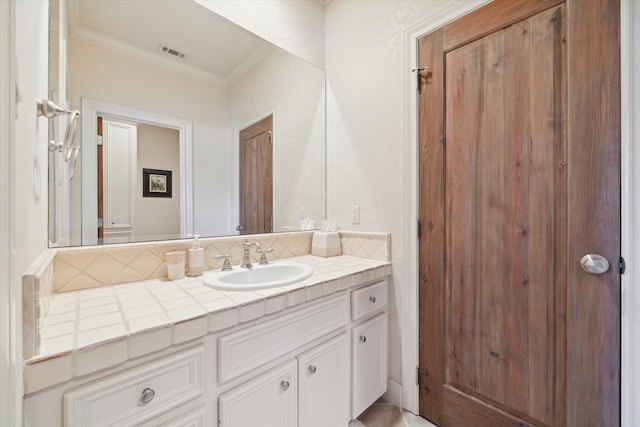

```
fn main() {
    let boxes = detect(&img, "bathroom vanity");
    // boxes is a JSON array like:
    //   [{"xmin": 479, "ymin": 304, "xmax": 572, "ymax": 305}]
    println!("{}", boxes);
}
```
[{"xmin": 22, "ymin": 233, "xmax": 391, "ymax": 427}]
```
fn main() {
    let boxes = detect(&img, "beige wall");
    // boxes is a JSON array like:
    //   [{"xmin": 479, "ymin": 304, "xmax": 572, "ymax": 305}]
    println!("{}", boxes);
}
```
[
  {"xmin": 229, "ymin": 48, "xmax": 325, "ymax": 231},
  {"xmin": 135, "ymin": 124, "xmax": 181, "ymax": 240}
]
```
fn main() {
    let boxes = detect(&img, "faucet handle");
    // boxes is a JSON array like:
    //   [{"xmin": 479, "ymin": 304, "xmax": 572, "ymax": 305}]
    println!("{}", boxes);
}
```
[
  {"xmin": 256, "ymin": 247, "xmax": 274, "ymax": 265},
  {"xmin": 214, "ymin": 254, "xmax": 233, "ymax": 271}
]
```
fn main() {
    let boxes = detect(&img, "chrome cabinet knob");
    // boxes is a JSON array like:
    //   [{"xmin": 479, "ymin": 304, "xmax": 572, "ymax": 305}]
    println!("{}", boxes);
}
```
[
  {"xmin": 281, "ymin": 380, "xmax": 290, "ymax": 391},
  {"xmin": 369, "ymin": 296, "xmax": 376, "ymax": 303},
  {"xmin": 359, "ymin": 335, "xmax": 367, "ymax": 343},
  {"xmin": 140, "ymin": 387, "xmax": 155, "ymax": 404},
  {"xmin": 308, "ymin": 365, "xmax": 317, "ymax": 375},
  {"xmin": 580, "ymin": 254, "xmax": 610, "ymax": 274}
]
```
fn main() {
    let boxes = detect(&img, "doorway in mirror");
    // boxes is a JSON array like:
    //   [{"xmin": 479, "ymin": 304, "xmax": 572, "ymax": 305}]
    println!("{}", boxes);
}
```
[{"xmin": 239, "ymin": 115, "xmax": 273, "ymax": 235}]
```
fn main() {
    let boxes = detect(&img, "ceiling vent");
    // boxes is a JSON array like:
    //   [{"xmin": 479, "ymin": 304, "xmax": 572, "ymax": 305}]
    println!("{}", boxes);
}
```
[{"xmin": 159, "ymin": 45, "xmax": 186, "ymax": 59}]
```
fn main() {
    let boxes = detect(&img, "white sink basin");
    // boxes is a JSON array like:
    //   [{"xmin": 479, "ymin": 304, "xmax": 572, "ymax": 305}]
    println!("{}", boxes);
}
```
[{"xmin": 203, "ymin": 261, "xmax": 312, "ymax": 291}]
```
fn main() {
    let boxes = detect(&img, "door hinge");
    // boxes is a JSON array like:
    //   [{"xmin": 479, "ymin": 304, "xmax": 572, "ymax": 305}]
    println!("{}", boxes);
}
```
[
  {"xmin": 417, "ymin": 219, "xmax": 422, "ymax": 239},
  {"xmin": 416, "ymin": 366, "xmax": 420, "ymax": 386},
  {"xmin": 411, "ymin": 66, "xmax": 428, "ymax": 92},
  {"xmin": 96, "ymin": 135, "xmax": 103, "ymax": 145},
  {"xmin": 620, "ymin": 257, "xmax": 626, "ymax": 275},
  {"xmin": 440, "ymin": 137, "xmax": 446, "ymax": 146}
]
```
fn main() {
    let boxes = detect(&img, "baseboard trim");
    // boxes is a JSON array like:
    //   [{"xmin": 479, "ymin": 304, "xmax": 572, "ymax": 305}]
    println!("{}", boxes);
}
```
[{"xmin": 382, "ymin": 379, "xmax": 402, "ymax": 407}]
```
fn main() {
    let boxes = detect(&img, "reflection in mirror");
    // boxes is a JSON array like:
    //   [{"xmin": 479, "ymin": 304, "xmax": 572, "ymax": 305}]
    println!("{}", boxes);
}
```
[{"xmin": 49, "ymin": 0, "xmax": 326, "ymax": 247}]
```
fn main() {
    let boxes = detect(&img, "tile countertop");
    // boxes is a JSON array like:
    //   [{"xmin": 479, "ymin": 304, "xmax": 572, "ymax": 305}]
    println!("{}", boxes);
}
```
[{"xmin": 24, "ymin": 255, "xmax": 391, "ymax": 394}]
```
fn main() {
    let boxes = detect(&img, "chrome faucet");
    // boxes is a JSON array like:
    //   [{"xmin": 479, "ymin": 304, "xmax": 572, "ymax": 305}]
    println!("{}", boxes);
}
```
[{"xmin": 241, "ymin": 239, "xmax": 261, "ymax": 268}]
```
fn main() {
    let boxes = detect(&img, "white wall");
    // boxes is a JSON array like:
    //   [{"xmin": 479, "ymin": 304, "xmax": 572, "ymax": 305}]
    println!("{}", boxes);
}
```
[
  {"xmin": 0, "ymin": 1, "xmax": 15, "ymax": 425},
  {"xmin": 67, "ymin": 38, "xmax": 232, "ymax": 241},
  {"xmin": 324, "ymin": 0, "xmax": 467, "ymax": 393},
  {"xmin": 135, "ymin": 124, "xmax": 181, "ymax": 240},
  {"xmin": 194, "ymin": 0, "xmax": 325, "ymax": 69},
  {"xmin": 229, "ymin": 48, "xmax": 326, "ymax": 231},
  {"xmin": 5, "ymin": 1, "xmax": 50, "ymax": 425}
]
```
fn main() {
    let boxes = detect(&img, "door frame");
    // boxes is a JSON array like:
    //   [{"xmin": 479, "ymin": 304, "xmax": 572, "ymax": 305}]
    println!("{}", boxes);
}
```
[
  {"xmin": 402, "ymin": 1, "xmax": 635, "ymax": 423},
  {"xmin": 620, "ymin": 1, "xmax": 639, "ymax": 425},
  {"xmin": 401, "ymin": 0, "xmax": 491, "ymax": 413},
  {"xmin": 81, "ymin": 98, "xmax": 193, "ymax": 245}
]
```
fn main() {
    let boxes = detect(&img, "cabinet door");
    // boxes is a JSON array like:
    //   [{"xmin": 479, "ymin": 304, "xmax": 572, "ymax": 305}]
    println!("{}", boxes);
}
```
[
  {"xmin": 297, "ymin": 334, "xmax": 349, "ymax": 427},
  {"xmin": 351, "ymin": 313, "xmax": 388, "ymax": 419},
  {"xmin": 219, "ymin": 360, "xmax": 297, "ymax": 427}
]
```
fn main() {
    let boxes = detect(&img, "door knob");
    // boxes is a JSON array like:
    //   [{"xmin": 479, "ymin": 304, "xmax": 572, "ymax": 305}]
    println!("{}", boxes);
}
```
[{"xmin": 580, "ymin": 254, "xmax": 610, "ymax": 274}]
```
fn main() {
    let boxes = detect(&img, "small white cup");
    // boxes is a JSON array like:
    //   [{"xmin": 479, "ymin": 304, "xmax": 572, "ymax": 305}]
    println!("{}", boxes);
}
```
[{"xmin": 166, "ymin": 251, "xmax": 186, "ymax": 280}]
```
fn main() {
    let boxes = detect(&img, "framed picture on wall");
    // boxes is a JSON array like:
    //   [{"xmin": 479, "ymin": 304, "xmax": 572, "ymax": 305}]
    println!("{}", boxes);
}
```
[{"xmin": 143, "ymin": 168, "xmax": 172, "ymax": 198}]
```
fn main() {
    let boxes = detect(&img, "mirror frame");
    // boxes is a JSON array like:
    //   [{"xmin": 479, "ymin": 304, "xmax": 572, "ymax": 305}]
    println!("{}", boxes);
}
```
[{"xmin": 80, "ymin": 98, "xmax": 194, "ymax": 245}]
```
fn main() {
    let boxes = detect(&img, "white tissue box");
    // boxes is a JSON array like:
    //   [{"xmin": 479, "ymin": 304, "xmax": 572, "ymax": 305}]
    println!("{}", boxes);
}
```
[{"xmin": 311, "ymin": 231, "xmax": 342, "ymax": 257}]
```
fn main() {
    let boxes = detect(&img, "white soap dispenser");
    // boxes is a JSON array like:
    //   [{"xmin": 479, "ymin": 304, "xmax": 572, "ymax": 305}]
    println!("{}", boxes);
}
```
[{"xmin": 187, "ymin": 234, "xmax": 204, "ymax": 277}]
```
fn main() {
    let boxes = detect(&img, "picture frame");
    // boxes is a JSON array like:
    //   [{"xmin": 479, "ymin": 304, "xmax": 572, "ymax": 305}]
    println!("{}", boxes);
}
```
[{"xmin": 142, "ymin": 168, "xmax": 172, "ymax": 198}]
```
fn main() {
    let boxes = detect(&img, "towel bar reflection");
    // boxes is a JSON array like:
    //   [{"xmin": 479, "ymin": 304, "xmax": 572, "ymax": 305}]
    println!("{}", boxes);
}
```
[{"xmin": 38, "ymin": 99, "xmax": 81, "ymax": 179}]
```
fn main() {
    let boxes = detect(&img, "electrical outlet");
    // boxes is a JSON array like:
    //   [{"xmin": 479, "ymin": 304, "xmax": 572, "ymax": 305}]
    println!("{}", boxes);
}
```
[{"xmin": 351, "ymin": 206, "xmax": 360, "ymax": 224}]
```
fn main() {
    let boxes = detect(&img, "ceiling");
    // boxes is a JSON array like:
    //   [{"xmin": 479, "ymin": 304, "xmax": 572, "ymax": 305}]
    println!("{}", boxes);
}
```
[{"xmin": 66, "ymin": 0, "xmax": 273, "ymax": 85}]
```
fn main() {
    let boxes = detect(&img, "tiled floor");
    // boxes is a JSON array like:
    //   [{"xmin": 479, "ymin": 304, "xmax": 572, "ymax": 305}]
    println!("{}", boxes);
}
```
[{"xmin": 350, "ymin": 402, "xmax": 437, "ymax": 427}]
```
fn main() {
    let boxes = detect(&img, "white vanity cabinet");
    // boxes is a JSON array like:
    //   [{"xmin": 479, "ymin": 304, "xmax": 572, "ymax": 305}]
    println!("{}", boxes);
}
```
[
  {"xmin": 25, "ymin": 275, "xmax": 391, "ymax": 427},
  {"xmin": 219, "ymin": 334, "xmax": 350, "ymax": 427},
  {"xmin": 350, "ymin": 280, "xmax": 389, "ymax": 419},
  {"xmin": 63, "ymin": 346, "xmax": 205, "ymax": 427},
  {"xmin": 219, "ymin": 359, "xmax": 298, "ymax": 427},
  {"xmin": 297, "ymin": 334, "xmax": 350, "ymax": 427}
]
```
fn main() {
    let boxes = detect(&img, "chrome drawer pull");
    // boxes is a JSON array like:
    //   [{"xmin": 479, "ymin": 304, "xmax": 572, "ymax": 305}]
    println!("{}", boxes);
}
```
[
  {"xmin": 359, "ymin": 335, "xmax": 367, "ymax": 343},
  {"xmin": 140, "ymin": 387, "xmax": 155, "ymax": 404},
  {"xmin": 369, "ymin": 296, "xmax": 376, "ymax": 303},
  {"xmin": 308, "ymin": 365, "xmax": 317, "ymax": 375},
  {"xmin": 281, "ymin": 380, "xmax": 290, "ymax": 391}
]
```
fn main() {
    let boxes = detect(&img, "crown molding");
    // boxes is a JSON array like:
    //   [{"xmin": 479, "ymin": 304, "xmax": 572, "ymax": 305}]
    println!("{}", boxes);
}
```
[
  {"xmin": 70, "ymin": 27, "xmax": 228, "ymax": 87},
  {"xmin": 226, "ymin": 44, "xmax": 274, "ymax": 86}
]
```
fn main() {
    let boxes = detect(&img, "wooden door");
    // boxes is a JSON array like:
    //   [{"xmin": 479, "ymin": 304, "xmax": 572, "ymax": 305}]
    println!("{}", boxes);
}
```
[
  {"xmin": 418, "ymin": 1, "xmax": 620, "ymax": 426},
  {"xmin": 239, "ymin": 115, "xmax": 273, "ymax": 235}
]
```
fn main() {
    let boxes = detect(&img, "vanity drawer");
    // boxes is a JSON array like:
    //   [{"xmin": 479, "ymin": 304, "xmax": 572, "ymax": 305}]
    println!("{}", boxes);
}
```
[
  {"xmin": 64, "ymin": 346, "xmax": 205, "ymax": 427},
  {"xmin": 218, "ymin": 294, "xmax": 348, "ymax": 383},
  {"xmin": 351, "ymin": 280, "xmax": 387, "ymax": 321}
]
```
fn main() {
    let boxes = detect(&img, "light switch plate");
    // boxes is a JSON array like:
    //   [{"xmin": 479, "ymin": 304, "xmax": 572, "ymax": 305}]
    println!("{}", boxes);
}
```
[{"xmin": 351, "ymin": 206, "xmax": 360, "ymax": 224}]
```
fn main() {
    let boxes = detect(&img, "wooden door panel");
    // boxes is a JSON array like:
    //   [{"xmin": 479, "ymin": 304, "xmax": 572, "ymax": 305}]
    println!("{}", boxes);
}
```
[
  {"xmin": 417, "ymin": 27, "xmax": 446, "ymax": 423},
  {"xmin": 239, "ymin": 116, "xmax": 273, "ymax": 235},
  {"xmin": 442, "ymin": 0, "xmax": 564, "ymax": 52},
  {"xmin": 565, "ymin": 0, "xmax": 620, "ymax": 423},
  {"xmin": 443, "ymin": 385, "xmax": 532, "ymax": 427},
  {"xmin": 444, "ymin": 6, "xmax": 565, "ymax": 425}
]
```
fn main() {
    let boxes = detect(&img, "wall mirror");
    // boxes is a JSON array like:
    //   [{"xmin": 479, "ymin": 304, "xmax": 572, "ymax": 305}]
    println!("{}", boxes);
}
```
[{"xmin": 48, "ymin": 0, "xmax": 326, "ymax": 247}]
